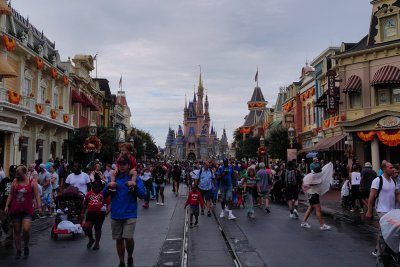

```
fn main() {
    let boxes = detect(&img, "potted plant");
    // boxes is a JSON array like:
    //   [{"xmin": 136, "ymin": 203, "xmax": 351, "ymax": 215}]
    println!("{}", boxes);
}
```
[{"xmin": 58, "ymin": 105, "xmax": 63, "ymax": 110}]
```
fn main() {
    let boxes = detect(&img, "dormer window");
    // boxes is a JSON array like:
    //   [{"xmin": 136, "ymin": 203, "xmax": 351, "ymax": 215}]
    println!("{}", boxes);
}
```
[{"xmin": 383, "ymin": 16, "xmax": 397, "ymax": 39}]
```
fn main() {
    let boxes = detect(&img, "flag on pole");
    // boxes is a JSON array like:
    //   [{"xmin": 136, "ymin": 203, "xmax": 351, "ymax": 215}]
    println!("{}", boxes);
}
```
[
  {"xmin": 93, "ymin": 53, "xmax": 97, "ymax": 61},
  {"xmin": 119, "ymin": 75, "xmax": 122, "ymax": 89},
  {"xmin": 255, "ymin": 68, "xmax": 258, "ymax": 82}
]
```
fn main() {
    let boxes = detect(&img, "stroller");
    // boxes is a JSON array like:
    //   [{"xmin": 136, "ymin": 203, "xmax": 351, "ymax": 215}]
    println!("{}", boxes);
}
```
[
  {"xmin": 50, "ymin": 189, "xmax": 85, "ymax": 240},
  {"xmin": 376, "ymin": 210, "xmax": 400, "ymax": 267}
]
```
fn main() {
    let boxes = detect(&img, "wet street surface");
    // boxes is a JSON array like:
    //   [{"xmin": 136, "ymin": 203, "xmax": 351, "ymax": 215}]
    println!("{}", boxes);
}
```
[{"xmin": 0, "ymin": 185, "xmax": 378, "ymax": 267}]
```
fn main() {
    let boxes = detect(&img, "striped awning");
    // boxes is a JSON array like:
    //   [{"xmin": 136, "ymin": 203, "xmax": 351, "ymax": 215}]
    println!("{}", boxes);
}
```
[
  {"xmin": 371, "ymin": 65, "xmax": 400, "ymax": 86},
  {"xmin": 343, "ymin": 75, "xmax": 361, "ymax": 93},
  {"xmin": 71, "ymin": 90, "xmax": 85, "ymax": 103}
]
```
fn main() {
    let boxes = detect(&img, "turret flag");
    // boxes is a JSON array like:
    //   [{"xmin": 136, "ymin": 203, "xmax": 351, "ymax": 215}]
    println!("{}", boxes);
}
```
[
  {"xmin": 255, "ymin": 68, "xmax": 258, "ymax": 82},
  {"xmin": 119, "ymin": 75, "xmax": 122, "ymax": 89}
]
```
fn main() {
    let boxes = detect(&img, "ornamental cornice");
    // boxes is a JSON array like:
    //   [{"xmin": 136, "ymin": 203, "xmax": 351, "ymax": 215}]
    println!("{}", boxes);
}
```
[{"xmin": 334, "ymin": 42, "xmax": 400, "ymax": 64}]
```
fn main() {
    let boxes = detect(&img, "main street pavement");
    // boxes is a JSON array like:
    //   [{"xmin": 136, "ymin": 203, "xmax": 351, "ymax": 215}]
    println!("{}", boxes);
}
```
[{"xmin": 0, "ymin": 184, "xmax": 379, "ymax": 267}]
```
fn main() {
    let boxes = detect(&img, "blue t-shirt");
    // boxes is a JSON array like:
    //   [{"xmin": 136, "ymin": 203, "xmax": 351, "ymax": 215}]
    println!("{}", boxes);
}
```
[
  {"xmin": 197, "ymin": 168, "xmax": 214, "ymax": 190},
  {"xmin": 216, "ymin": 165, "xmax": 233, "ymax": 187},
  {"xmin": 103, "ymin": 174, "xmax": 146, "ymax": 220}
]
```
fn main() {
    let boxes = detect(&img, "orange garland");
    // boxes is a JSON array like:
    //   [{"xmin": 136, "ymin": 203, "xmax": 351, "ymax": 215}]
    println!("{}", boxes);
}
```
[
  {"xmin": 35, "ymin": 103, "xmax": 43, "ymax": 114},
  {"xmin": 36, "ymin": 57, "xmax": 44, "ymax": 70},
  {"xmin": 2, "ymin": 35, "xmax": 16, "ymax": 52},
  {"xmin": 51, "ymin": 68, "xmax": 57, "ymax": 79},
  {"xmin": 357, "ymin": 131, "xmax": 376, "ymax": 142},
  {"xmin": 63, "ymin": 114, "xmax": 69, "ymax": 123},
  {"xmin": 376, "ymin": 130, "xmax": 400, "ymax": 147},
  {"xmin": 323, "ymin": 119, "xmax": 330, "ymax": 128},
  {"xmin": 310, "ymin": 87, "xmax": 315, "ymax": 96},
  {"xmin": 240, "ymin": 127, "xmax": 251, "ymax": 134},
  {"xmin": 7, "ymin": 90, "xmax": 20, "ymax": 105},
  {"xmin": 331, "ymin": 116, "xmax": 339, "ymax": 127},
  {"xmin": 63, "ymin": 75, "xmax": 69, "ymax": 86},
  {"xmin": 50, "ymin": 110, "xmax": 57, "ymax": 119}
]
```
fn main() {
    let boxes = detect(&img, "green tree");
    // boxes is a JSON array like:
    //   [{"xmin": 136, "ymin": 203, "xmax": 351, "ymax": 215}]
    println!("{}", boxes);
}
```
[
  {"xmin": 232, "ymin": 128, "xmax": 259, "ymax": 160},
  {"xmin": 265, "ymin": 125, "xmax": 290, "ymax": 160},
  {"xmin": 130, "ymin": 128, "xmax": 158, "ymax": 160}
]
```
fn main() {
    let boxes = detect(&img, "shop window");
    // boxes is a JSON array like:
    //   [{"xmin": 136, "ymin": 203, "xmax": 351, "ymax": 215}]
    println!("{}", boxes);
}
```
[
  {"xmin": 377, "ymin": 89, "xmax": 390, "ymax": 105},
  {"xmin": 349, "ymin": 93, "xmax": 362, "ymax": 108},
  {"xmin": 23, "ymin": 78, "xmax": 31, "ymax": 96},
  {"xmin": 393, "ymin": 88, "xmax": 400, "ymax": 103}
]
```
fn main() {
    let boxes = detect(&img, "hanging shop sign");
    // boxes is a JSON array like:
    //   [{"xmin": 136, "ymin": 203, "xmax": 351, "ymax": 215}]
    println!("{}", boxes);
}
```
[
  {"xmin": 377, "ymin": 116, "xmax": 400, "ymax": 128},
  {"xmin": 326, "ymin": 70, "xmax": 338, "ymax": 115}
]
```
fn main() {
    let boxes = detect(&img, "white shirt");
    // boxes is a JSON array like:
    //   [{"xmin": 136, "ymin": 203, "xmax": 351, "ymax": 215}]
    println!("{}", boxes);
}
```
[
  {"xmin": 371, "ymin": 175, "xmax": 396, "ymax": 213},
  {"xmin": 51, "ymin": 172, "xmax": 59, "ymax": 189},
  {"xmin": 65, "ymin": 172, "xmax": 90, "ymax": 195},
  {"xmin": 141, "ymin": 171, "xmax": 152, "ymax": 181},
  {"xmin": 191, "ymin": 169, "xmax": 200, "ymax": 180},
  {"xmin": 351, "ymin": 172, "xmax": 361, "ymax": 185},
  {"xmin": 0, "ymin": 169, "xmax": 5, "ymax": 182}
]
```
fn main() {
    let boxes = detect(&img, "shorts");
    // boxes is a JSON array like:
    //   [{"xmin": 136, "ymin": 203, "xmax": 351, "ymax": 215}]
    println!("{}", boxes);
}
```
[
  {"xmin": 284, "ymin": 187, "xmax": 299, "ymax": 201},
  {"xmin": 155, "ymin": 183, "xmax": 165, "ymax": 188},
  {"xmin": 190, "ymin": 205, "xmax": 199, "ymax": 217},
  {"xmin": 42, "ymin": 193, "xmax": 52, "ymax": 206},
  {"xmin": 309, "ymin": 193, "xmax": 320, "ymax": 206},
  {"xmin": 85, "ymin": 213, "xmax": 106, "ymax": 225},
  {"xmin": 10, "ymin": 212, "xmax": 33, "ymax": 222},
  {"xmin": 111, "ymin": 218, "xmax": 136, "ymax": 240},
  {"xmin": 220, "ymin": 185, "xmax": 233, "ymax": 201},
  {"xmin": 199, "ymin": 189, "xmax": 212, "ymax": 201},
  {"xmin": 260, "ymin": 191, "xmax": 270, "ymax": 199}
]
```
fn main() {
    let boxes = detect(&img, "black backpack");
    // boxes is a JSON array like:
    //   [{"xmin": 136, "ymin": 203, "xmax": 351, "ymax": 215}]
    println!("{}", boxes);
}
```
[{"xmin": 285, "ymin": 170, "xmax": 297, "ymax": 187}]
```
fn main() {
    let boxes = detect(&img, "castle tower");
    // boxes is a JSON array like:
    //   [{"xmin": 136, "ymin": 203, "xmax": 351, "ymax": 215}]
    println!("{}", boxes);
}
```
[{"xmin": 219, "ymin": 128, "xmax": 229, "ymax": 159}]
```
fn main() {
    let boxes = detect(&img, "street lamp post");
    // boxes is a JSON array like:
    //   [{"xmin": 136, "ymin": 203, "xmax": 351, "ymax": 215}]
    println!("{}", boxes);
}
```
[
  {"xmin": 288, "ymin": 126, "xmax": 295, "ymax": 149},
  {"xmin": 143, "ymin": 142, "xmax": 147, "ymax": 161},
  {"xmin": 89, "ymin": 121, "xmax": 97, "ymax": 162}
]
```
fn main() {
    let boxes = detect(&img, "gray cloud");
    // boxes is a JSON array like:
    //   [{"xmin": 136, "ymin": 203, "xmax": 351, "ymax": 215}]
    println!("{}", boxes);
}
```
[{"xmin": 12, "ymin": 0, "xmax": 371, "ymax": 145}]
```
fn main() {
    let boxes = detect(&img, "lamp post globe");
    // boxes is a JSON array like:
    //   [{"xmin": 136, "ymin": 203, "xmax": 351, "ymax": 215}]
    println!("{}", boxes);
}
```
[
  {"xmin": 89, "ymin": 121, "xmax": 97, "ymax": 136},
  {"xmin": 288, "ymin": 126, "xmax": 295, "ymax": 149}
]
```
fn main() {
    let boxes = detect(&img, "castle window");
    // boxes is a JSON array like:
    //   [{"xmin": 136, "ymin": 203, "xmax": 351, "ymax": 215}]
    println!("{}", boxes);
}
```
[{"xmin": 383, "ymin": 16, "xmax": 397, "ymax": 39}]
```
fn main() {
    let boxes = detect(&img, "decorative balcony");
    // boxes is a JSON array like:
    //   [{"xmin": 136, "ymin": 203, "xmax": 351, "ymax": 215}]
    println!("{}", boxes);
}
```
[{"xmin": 0, "ymin": 87, "xmax": 74, "ymax": 128}]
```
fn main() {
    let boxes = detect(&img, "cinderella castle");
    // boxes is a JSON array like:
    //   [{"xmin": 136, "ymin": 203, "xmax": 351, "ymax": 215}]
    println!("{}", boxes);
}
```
[{"xmin": 165, "ymin": 73, "xmax": 229, "ymax": 161}]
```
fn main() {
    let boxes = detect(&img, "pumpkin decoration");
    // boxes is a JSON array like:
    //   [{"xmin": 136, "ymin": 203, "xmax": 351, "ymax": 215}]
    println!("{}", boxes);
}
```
[
  {"xmin": 357, "ymin": 131, "xmax": 376, "ymax": 142},
  {"xmin": 50, "ymin": 110, "xmax": 57, "ymax": 119},
  {"xmin": 310, "ymin": 87, "xmax": 315, "ymax": 96},
  {"xmin": 63, "ymin": 114, "xmax": 69, "ymax": 123},
  {"xmin": 51, "ymin": 68, "xmax": 57, "ymax": 79},
  {"xmin": 2, "ymin": 35, "xmax": 16, "ymax": 52},
  {"xmin": 35, "ymin": 103, "xmax": 43, "ymax": 114},
  {"xmin": 376, "ymin": 130, "xmax": 400, "ymax": 147},
  {"xmin": 331, "ymin": 116, "xmax": 339, "ymax": 127},
  {"xmin": 7, "ymin": 90, "xmax": 21, "ymax": 105},
  {"xmin": 323, "ymin": 118, "xmax": 330, "ymax": 128},
  {"xmin": 239, "ymin": 127, "xmax": 252, "ymax": 134},
  {"xmin": 35, "ymin": 56, "xmax": 44, "ymax": 69},
  {"xmin": 84, "ymin": 136, "xmax": 102, "ymax": 153},
  {"xmin": 63, "ymin": 75, "xmax": 69, "ymax": 86}
]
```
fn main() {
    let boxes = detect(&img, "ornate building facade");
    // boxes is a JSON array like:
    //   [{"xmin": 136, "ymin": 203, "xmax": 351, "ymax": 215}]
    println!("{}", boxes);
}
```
[{"xmin": 165, "ymin": 74, "xmax": 228, "ymax": 160}]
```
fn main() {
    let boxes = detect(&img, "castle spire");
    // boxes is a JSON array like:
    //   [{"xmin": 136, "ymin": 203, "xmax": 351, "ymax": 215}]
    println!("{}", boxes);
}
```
[{"xmin": 199, "ymin": 65, "xmax": 203, "ymax": 88}]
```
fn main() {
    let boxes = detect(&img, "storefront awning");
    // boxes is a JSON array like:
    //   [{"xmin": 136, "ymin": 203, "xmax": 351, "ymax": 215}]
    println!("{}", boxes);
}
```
[
  {"xmin": 343, "ymin": 75, "xmax": 361, "ymax": 93},
  {"xmin": 71, "ymin": 90, "xmax": 85, "ymax": 103},
  {"xmin": 314, "ymin": 134, "xmax": 346, "ymax": 152},
  {"xmin": 80, "ymin": 92, "xmax": 99, "ymax": 111},
  {"xmin": 315, "ymin": 91, "xmax": 327, "ymax": 107},
  {"xmin": 371, "ymin": 65, "xmax": 400, "ymax": 86}
]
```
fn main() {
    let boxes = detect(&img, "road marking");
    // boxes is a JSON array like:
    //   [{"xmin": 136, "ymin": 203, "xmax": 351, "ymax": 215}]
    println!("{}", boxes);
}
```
[
  {"xmin": 163, "ymin": 250, "xmax": 180, "ymax": 254},
  {"xmin": 166, "ymin": 238, "xmax": 182, "ymax": 241}
]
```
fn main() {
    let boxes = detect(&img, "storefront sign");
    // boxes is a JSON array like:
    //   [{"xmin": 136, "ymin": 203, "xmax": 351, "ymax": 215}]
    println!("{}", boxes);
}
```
[
  {"xmin": 377, "ymin": 116, "xmax": 400, "ymax": 128},
  {"xmin": 326, "ymin": 70, "xmax": 338, "ymax": 115},
  {"xmin": 0, "ymin": 115, "xmax": 17, "ymax": 124}
]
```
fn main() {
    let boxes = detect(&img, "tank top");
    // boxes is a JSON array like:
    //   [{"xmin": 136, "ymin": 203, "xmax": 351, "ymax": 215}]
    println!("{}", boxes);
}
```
[{"xmin": 9, "ymin": 179, "xmax": 34, "ymax": 216}]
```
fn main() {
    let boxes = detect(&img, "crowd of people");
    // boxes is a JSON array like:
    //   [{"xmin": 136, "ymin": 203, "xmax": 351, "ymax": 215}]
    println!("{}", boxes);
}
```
[{"xmin": 1, "ymin": 147, "xmax": 398, "ymax": 265}]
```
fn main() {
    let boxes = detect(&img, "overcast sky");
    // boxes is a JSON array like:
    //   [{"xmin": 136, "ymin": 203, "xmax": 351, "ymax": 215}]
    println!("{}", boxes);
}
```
[{"xmin": 12, "ymin": 0, "xmax": 372, "ymax": 146}]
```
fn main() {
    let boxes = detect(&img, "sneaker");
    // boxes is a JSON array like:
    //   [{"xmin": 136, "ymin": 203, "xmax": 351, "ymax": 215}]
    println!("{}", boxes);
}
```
[
  {"xmin": 194, "ymin": 220, "xmax": 198, "ymax": 226},
  {"xmin": 301, "ymin": 222, "xmax": 311, "ymax": 228},
  {"xmin": 228, "ymin": 212, "xmax": 236, "ymax": 220},
  {"xmin": 127, "ymin": 257, "xmax": 134, "ymax": 267},
  {"xmin": 320, "ymin": 224, "xmax": 332, "ymax": 231},
  {"xmin": 207, "ymin": 211, "xmax": 211, "ymax": 217},
  {"xmin": 293, "ymin": 209, "xmax": 299, "ymax": 219},
  {"xmin": 15, "ymin": 250, "xmax": 22, "ymax": 259},
  {"xmin": 265, "ymin": 208, "xmax": 271, "ymax": 213},
  {"xmin": 289, "ymin": 213, "xmax": 295, "ymax": 219},
  {"xmin": 350, "ymin": 209, "xmax": 355, "ymax": 212},
  {"xmin": 372, "ymin": 249, "xmax": 378, "ymax": 257},
  {"xmin": 219, "ymin": 210, "xmax": 225, "ymax": 218},
  {"xmin": 156, "ymin": 202, "xmax": 160, "ymax": 205},
  {"xmin": 23, "ymin": 247, "xmax": 29, "ymax": 259},
  {"xmin": 201, "ymin": 210, "xmax": 205, "ymax": 215},
  {"xmin": 359, "ymin": 209, "xmax": 365, "ymax": 214},
  {"xmin": 189, "ymin": 223, "xmax": 193, "ymax": 229},
  {"xmin": 160, "ymin": 203, "xmax": 164, "ymax": 206},
  {"xmin": 142, "ymin": 203, "xmax": 149, "ymax": 209}
]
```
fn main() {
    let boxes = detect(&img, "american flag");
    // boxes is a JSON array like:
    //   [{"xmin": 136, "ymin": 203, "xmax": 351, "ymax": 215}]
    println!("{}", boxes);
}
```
[{"xmin": 119, "ymin": 75, "xmax": 122, "ymax": 89}]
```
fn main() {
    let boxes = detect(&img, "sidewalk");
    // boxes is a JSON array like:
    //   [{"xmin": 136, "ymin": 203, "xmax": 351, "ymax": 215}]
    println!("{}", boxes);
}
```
[{"xmin": 298, "ymin": 189, "xmax": 379, "ymax": 232}]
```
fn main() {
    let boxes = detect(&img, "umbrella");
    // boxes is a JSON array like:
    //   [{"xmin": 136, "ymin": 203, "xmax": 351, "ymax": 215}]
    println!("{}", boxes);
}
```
[
  {"xmin": 380, "ymin": 209, "xmax": 400, "ymax": 253},
  {"xmin": 302, "ymin": 162, "xmax": 333, "ymax": 196}
]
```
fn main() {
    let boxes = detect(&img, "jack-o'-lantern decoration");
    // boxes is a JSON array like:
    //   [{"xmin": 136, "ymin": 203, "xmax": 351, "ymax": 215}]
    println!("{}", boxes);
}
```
[
  {"xmin": 50, "ymin": 110, "xmax": 57, "ymax": 119},
  {"xmin": 7, "ymin": 90, "xmax": 20, "ymax": 105},
  {"xmin": 63, "ymin": 75, "xmax": 69, "ymax": 86},
  {"xmin": 51, "ymin": 68, "xmax": 57, "ymax": 79},
  {"xmin": 63, "ymin": 114, "xmax": 69, "ymax": 123},
  {"xmin": 2, "ymin": 35, "xmax": 16, "ymax": 52},
  {"xmin": 35, "ymin": 103, "xmax": 43, "ymax": 114},
  {"xmin": 36, "ymin": 57, "xmax": 44, "ymax": 69}
]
